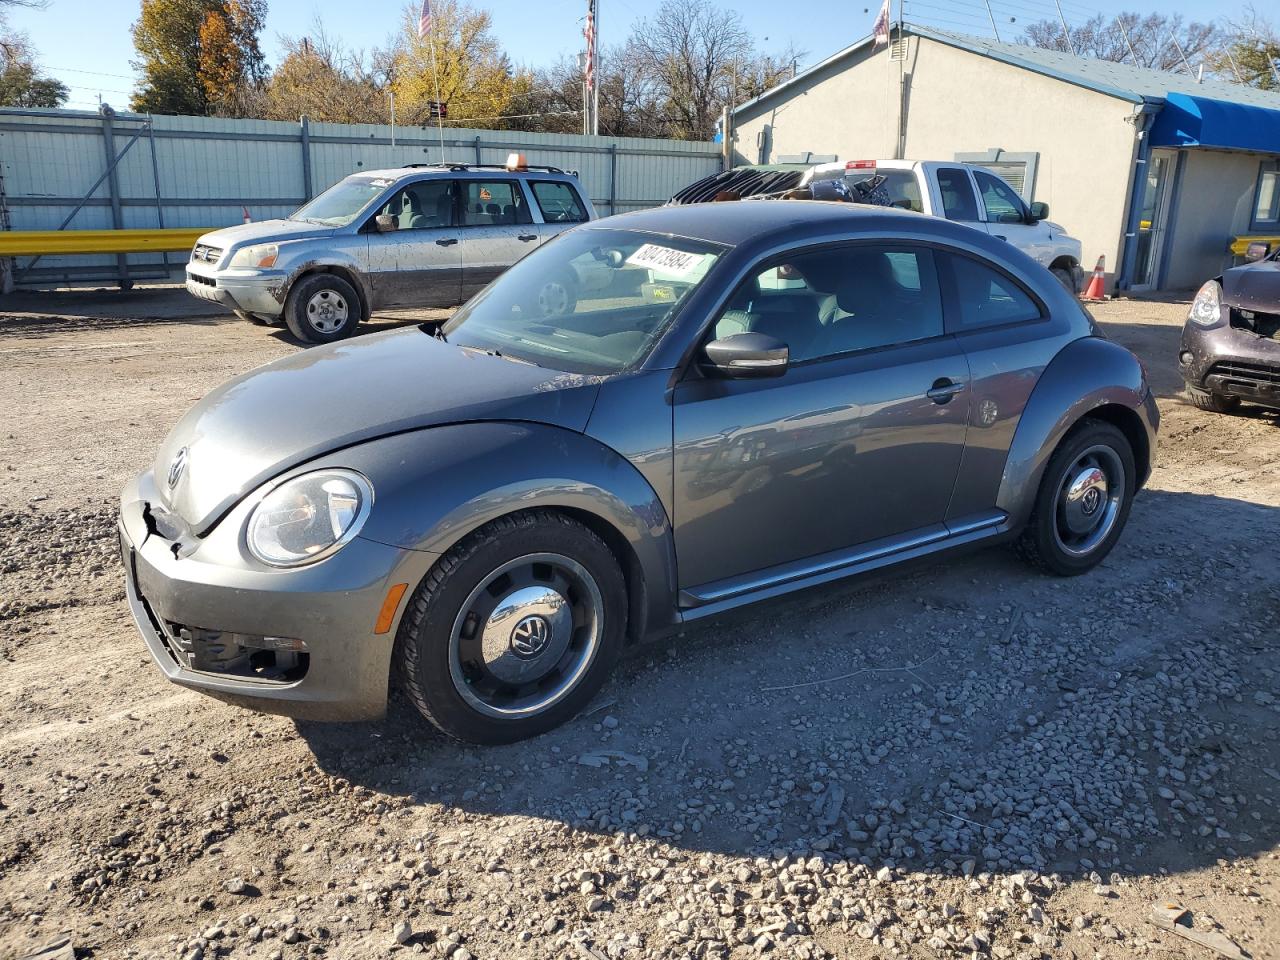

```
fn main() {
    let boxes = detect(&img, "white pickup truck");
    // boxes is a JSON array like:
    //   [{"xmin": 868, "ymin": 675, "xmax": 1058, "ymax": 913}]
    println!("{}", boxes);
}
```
[{"xmin": 801, "ymin": 160, "xmax": 1083, "ymax": 293}]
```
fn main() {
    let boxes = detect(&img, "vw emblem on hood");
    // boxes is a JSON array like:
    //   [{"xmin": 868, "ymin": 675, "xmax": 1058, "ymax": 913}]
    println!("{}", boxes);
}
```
[
  {"xmin": 510, "ymin": 615, "xmax": 551, "ymax": 659},
  {"xmin": 167, "ymin": 447, "xmax": 188, "ymax": 490}
]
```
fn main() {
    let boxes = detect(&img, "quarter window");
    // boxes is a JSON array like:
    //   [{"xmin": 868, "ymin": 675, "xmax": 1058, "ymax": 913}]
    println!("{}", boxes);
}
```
[
  {"xmin": 936, "ymin": 167, "xmax": 979, "ymax": 221},
  {"xmin": 947, "ymin": 254, "xmax": 1040, "ymax": 330},
  {"xmin": 461, "ymin": 180, "xmax": 533, "ymax": 226},
  {"xmin": 1253, "ymin": 162, "xmax": 1280, "ymax": 228},
  {"xmin": 374, "ymin": 180, "xmax": 456, "ymax": 230},
  {"xmin": 531, "ymin": 181, "xmax": 589, "ymax": 223},
  {"xmin": 712, "ymin": 246, "xmax": 944, "ymax": 362},
  {"xmin": 974, "ymin": 170, "xmax": 1027, "ymax": 224}
]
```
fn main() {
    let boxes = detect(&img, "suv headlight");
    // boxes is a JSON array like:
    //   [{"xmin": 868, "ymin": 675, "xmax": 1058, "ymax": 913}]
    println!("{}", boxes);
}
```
[
  {"xmin": 1188, "ymin": 280, "xmax": 1223, "ymax": 327},
  {"xmin": 229, "ymin": 243, "xmax": 279, "ymax": 270},
  {"xmin": 246, "ymin": 470, "xmax": 373, "ymax": 567}
]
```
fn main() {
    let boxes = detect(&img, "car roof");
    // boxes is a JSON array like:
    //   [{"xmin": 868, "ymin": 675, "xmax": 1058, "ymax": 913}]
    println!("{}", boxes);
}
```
[
  {"xmin": 583, "ymin": 200, "xmax": 945, "ymax": 248},
  {"xmin": 354, "ymin": 166, "xmax": 578, "ymax": 181}
]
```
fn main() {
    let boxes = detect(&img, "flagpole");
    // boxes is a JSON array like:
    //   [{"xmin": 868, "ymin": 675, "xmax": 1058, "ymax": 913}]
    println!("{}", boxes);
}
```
[
  {"xmin": 593, "ymin": 0, "xmax": 600, "ymax": 136},
  {"xmin": 428, "ymin": 25, "xmax": 446, "ymax": 158}
]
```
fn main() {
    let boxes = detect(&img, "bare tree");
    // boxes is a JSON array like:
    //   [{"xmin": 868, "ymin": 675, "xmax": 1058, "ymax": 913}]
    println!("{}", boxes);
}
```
[{"xmin": 1022, "ymin": 11, "xmax": 1219, "ymax": 74}]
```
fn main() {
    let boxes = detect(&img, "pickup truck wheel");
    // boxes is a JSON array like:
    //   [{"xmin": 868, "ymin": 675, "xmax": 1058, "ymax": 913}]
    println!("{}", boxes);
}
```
[
  {"xmin": 284, "ymin": 274, "xmax": 360, "ymax": 344},
  {"xmin": 397, "ymin": 510, "xmax": 625, "ymax": 745},
  {"xmin": 1186, "ymin": 386, "xmax": 1241, "ymax": 414},
  {"xmin": 1050, "ymin": 266, "xmax": 1076, "ymax": 295},
  {"xmin": 1015, "ymin": 420, "xmax": 1135, "ymax": 576}
]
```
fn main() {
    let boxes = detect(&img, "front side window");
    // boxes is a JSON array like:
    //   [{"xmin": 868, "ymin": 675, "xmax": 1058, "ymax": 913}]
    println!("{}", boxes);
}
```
[
  {"xmin": 712, "ymin": 245, "xmax": 944, "ymax": 362},
  {"xmin": 1254, "ymin": 162, "xmax": 1280, "ymax": 227},
  {"xmin": 292, "ymin": 176, "xmax": 392, "ymax": 227},
  {"xmin": 531, "ymin": 181, "xmax": 589, "ymax": 223},
  {"xmin": 373, "ymin": 179, "xmax": 456, "ymax": 230},
  {"xmin": 442, "ymin": 228, "xmax": 723, "ymax": 374},
  {"xmin": 461, "ymin": 180, "xmax": 533, "ymax": 226},
  {"xmin": 936, "ymin": 167, "xmax": 979, "ymax": 222},
  {"xmin": 947, "ymin": 253, "xmax": 1041, "ymax": 330},
  {"xmin": 974, "ymin": 170, "xmax": 1026, "ymax": 224}
]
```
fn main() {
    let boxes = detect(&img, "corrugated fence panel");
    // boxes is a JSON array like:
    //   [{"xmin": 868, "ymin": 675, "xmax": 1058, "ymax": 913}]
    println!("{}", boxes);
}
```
[{"xmin": 0, "ymin": 107, "xmax": 722, "ymax": 286}]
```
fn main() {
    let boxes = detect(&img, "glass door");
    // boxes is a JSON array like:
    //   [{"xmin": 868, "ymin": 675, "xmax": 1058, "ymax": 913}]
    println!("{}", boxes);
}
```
[{"xmin": 1132, "ymin": 150, "xmax": 1176, "ymax": 290}]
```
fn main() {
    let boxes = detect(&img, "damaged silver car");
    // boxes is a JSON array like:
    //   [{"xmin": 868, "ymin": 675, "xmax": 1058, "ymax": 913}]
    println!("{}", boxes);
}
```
[{"xmin": 184, "ymin": 158, "xmax": 595, "ymax": 343}]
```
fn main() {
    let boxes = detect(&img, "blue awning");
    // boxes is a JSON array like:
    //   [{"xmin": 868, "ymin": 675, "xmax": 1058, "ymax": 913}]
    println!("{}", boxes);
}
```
[{"xmin": 1150, "ymin": 91, "xmax": 1280, "ymax": 152}]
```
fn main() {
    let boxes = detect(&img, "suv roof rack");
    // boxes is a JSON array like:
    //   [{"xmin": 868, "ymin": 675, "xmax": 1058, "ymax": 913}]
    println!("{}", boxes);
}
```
[{"xmin": 404, "ymin": 162, "xmax": 567, "ymax": 174}]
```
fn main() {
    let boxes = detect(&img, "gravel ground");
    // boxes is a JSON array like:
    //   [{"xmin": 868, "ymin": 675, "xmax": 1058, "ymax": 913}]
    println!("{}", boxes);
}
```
[{"xmin": 0, "ymin": 294, "xmax": 1277, "ymax": 960}]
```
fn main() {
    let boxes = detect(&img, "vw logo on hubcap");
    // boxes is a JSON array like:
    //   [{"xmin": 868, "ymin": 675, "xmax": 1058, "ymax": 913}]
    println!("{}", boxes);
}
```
[
  {"xmin": 1081, "ymin": 486, "xmax": 1103, "ymax": 516},
  {"xmin": 510, "ymin": 614, "xmax": 551, "ymax": 659}
]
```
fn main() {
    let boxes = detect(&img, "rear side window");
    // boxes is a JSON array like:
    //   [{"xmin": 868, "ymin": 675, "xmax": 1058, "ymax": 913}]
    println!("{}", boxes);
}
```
[
  {"xmin": 878, "ymin": 170, "xmax": 923, "ymax": 212},
  {"xmin": 974, "ymin": 170, "xmax": 1026, "ymax": 224},
  {"xmin": 461, "ymin": 180, "xmax": 533, "ymax": 226},
  {"xmin": 531, "ymin": 181, "xmax": 589, "ymax": 223},
  {"xmin": 947, "ymin": 253, "xmax": 1041, "ymax": 330},
  {"xmin": 936, "ymin": 167, "xmax": 979, "ymax": 221}
]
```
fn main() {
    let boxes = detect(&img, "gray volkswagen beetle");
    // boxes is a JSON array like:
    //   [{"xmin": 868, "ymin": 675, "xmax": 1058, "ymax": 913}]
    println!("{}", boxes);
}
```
[{"xmin": 121, "ymin": 202, "xmax": 1158, "ymax": 744}]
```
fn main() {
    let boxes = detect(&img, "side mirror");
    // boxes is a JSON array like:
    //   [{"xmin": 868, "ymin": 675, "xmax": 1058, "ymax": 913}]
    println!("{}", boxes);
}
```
[
  {"xmin": 1028, "ymin": 201, "xmax": 1049, "ymax": 222},
  {"xmin": 703, "ymin": 332, "xmax": 789, "ymax": 378},
  {"xmin": 1245, "ymin": 241, "xmax": 1270, "ymax": 262},
  {"xmin": 375, "ymin": 214, "xmax": 398, "ymax": 233}
]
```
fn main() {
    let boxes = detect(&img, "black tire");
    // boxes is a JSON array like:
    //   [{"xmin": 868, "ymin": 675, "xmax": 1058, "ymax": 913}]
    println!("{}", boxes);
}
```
[
  {"xmin": 1014, "ymin": 419, "xmax": 1136, "ymax": 577},
  {"xmin": 1050, "ymin": 266, "xmax": 1077, "ymax": 295},
  {"xmin": 1186, "ymin": 385, "xmax": 1241, "ymax": 414},
  {"xmin": 284, "ymin": 273, "xmax": 361, "ymax": 344},
  {"xmin": 234, "ymin": 309, "xmax": 269, "ymax": 326},
  {"xmin": 397, "ymin": 510, "xmax": 626, "ymax": 744},
  {"xmin": 531, "ymin": 271, "xmax": 577, "ymax": 319}
]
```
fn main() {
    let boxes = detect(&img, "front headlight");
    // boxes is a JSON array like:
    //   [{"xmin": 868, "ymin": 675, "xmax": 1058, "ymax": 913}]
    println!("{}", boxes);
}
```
[
  {"xmin": 1188, "ymin": 280, "xmax": 1223, "ymax": 327},
  {"xmin": 229, "ymin": 243, "xmax": 279, "ymax": 270},
  {"xmin": 246, "ymin": 470, "xmax": 373, "ymax": 567}
]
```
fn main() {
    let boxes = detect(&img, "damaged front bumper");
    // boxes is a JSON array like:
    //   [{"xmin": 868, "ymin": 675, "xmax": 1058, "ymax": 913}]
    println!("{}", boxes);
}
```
[
  {"xmin": 119, "ymin": 471, "xmax": 436, "ymax": 721},
  {"xmin": 1179, "ymin": 314, "xmax": 1280, "ymax": 409},
  {"xmin": 185, "ymin": 264, "xmax": 287, "ymax": 318}
]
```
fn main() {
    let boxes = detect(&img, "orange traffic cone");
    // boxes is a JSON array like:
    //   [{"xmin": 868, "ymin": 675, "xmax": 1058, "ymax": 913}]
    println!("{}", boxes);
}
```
[
  {"xmin": 1080, "ymin": 255, "xmax": 1106, "ymax": 301},
  {"xmin": 242, "ymin": 206, "xmax": 252, "ymax": 224}
]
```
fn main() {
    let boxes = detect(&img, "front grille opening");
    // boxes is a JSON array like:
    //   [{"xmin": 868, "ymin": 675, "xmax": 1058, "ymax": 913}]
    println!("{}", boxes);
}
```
[
  {"xmin": 1229, "ymin": 307, "xmax": 1280, "ymax": 339},
  {"xmin": 186, "ymin": 271, "xmax": 217, "ymax": 287},
  {"xmin": 164, "ymin": 623, "xmax": 310, "ymax": 683}
]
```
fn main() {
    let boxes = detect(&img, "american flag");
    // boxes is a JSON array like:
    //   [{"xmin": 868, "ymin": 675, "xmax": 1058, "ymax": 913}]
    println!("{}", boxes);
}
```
[
  {"xmin": 584, "ymin": 0, "xmax": 596, "ymax": 92},
  {"xmin": 418, "ymin": 0, "xmax": 431, "ymax": 39}
]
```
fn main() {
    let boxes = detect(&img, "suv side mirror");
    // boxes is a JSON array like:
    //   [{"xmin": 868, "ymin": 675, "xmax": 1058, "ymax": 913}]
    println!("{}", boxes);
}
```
[
  {"xmin": 703, "ymin": 332, "xmax": 789, "ymax": 378},
  {"xmin": 375, "ymin": 214, "xmax": 398, "ymax": 233},
  {"xmin": 1029, "ymin": 201, "xmax": 1049, "ymax": 222}
]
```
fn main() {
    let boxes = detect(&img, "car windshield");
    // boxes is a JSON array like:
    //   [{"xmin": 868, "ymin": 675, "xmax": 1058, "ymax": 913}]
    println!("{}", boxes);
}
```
[
  {"xmin": 290, "ymin": 176, "xmax": 392, "ymax": 226},
  {"xmin": 441, "ymin": 228, "xmax": 724, "ymax": 375}
]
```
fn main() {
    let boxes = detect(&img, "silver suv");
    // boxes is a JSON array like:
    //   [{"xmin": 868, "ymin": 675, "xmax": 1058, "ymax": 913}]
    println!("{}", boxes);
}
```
[{"xmin": 184, "ymin": 160, "xmax": 596, "ymax": 343}]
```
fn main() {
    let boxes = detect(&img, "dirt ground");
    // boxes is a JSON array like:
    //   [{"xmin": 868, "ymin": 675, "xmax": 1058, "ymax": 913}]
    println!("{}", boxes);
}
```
[{"xmin": 0, "ymin": 288, "xmax": 1276, "ymax": 960}]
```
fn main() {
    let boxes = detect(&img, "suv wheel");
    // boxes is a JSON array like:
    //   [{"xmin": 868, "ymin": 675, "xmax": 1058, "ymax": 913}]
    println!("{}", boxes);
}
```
[
  {"xmin": 285, "ymin": 274, "xmax": 361, "ymax": 344},
  {"xmin": 1186, "ymin": 385, "xmax": 1241, "ymax": 414},
  {"xmin": 1015, "ymin": 420, "xmax": 1136, "ymax": 576},
  {"xmin": 397, "ymin": 510, "xmax": 625, "ymax": 744}
]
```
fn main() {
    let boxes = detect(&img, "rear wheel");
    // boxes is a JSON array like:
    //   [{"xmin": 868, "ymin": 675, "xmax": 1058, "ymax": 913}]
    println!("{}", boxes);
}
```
[
  {"xmin": 284, "ymin": 274, "xmax": 361, "ymax": 344},
  {"xmin": 397, "ymin": 510, "xmax": 625, "ymax": 744},
  {"xmin": 1186, "ymin": 385, "xmax": 1241, "ymax": 414},
  {"xmin": 1015, "ymin": 420, "xmax": 1135, "ymax": 576}
]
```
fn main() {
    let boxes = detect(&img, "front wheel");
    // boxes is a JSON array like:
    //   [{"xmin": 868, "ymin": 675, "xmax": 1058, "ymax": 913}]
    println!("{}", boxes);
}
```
[
  {"xmin": 1014, "ymin": 420, "xmax": 1136, "ymax": 576},
  {"xmin": 397, "ymin": 510, "xmax": 626, "ymax": 744},
  {"xmin": 284, "ymin": 273, "xmax": 361, "ymax": 344},
  {"xmin": 1186, "ymin": 385, "xmax": 1241, "ymax": 414}
]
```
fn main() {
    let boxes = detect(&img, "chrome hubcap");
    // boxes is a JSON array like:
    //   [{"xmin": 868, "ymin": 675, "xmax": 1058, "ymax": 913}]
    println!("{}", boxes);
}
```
[
  {"xmin": 306, "ymin": 289, "xmax": 349, "ymax": 333},
  {"xmin": 1053, "ymin": 444, "xmax": 1125, "ymax": 557},
  {"xmin": 537, "ymin": 281, "xmax": 570, "ymax": 317},
  {"xmin": 449, "ymin": 553, "xmax": 602, "ymax": 719}
]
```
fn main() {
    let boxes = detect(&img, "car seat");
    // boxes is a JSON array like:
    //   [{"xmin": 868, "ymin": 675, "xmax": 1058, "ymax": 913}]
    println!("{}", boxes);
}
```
[{"xmin": 822, "ymin": 251, "xmax": 934, "ymax": 352}]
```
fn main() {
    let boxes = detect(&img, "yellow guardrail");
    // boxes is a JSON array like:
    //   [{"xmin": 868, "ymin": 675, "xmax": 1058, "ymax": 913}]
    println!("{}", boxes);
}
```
[
  {"xmin": 0, "ymin": 227, "xmax": 209, "ymax": 257},
  {"xmin": 1229, "ymin": 234, "xmax": 1280, "ymax": 257}
]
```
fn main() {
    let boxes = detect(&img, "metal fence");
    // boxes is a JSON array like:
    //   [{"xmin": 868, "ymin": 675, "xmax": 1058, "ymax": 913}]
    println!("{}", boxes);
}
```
[{"xmin": 0, "ymin": 106, "xmax": 724, "ymax": 287}]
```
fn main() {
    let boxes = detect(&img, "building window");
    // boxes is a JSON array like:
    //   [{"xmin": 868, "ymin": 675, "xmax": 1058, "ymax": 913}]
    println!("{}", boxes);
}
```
[{"xmin": 1253, "ymin": 162, "xmax": 1280, "ymax": 229}]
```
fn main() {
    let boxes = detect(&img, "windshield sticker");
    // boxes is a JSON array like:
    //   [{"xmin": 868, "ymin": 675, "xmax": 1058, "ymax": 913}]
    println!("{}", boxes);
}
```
[{"xmin": 626, "ymin": 243, "xmax": 708, "ymax": 277}]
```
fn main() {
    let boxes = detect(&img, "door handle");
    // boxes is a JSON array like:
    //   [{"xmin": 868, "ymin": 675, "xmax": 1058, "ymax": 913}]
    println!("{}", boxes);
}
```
[
  {"xmin": 926, "ymin": 378, "xmax": 965, "ymax": 404},
  {"xmin": 435, "ymin": 238, "xmax": 459, "ymax": 247},
  {"xmin": 518, "ymin": 234, "xmax": 538, "ymax": 242}
]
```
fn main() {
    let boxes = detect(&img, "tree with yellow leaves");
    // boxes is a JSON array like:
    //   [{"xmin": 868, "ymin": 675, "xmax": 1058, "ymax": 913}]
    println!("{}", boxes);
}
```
[{"xmin": 386, "ymin": 0, "xmax": 522, "ymax": 128}]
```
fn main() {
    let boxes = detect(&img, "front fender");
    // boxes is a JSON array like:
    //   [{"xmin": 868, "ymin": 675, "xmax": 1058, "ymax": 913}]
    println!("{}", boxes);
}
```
[
  {"xmin": 997, "ymin": 335, "xmax": 1152, "ymax": 528},
  {"xmin": 275, "ymin": 240, "xmax": 372, "ymax": 311},
  {"xmin": 312, "ymin": 422, "xmax": 678, "ymax": 641}
]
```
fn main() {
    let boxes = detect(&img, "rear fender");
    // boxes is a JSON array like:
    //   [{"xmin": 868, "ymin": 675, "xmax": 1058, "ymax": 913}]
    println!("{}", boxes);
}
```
[
  {"xmin": 310, "ymin": 422, "xmax": 678, "ymax": 641},
  {"xmin": 997, "ymin": 336, "xmax": 1152, "ymax": 529}
]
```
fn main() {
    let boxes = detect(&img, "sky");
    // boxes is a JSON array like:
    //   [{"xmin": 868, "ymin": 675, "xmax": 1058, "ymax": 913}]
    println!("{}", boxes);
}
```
[{"xmin": 5, "ymin": 0, "xmax": 1241, "ymax": 112}]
